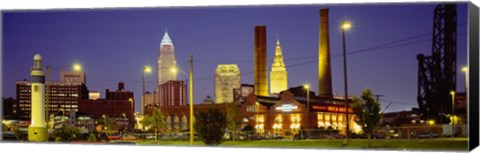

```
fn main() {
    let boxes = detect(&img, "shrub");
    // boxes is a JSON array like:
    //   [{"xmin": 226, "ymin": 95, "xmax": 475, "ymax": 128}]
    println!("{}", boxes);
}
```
[{"xmin": 194, "ymin": 109, "xmax": 227, "ymax": 146}]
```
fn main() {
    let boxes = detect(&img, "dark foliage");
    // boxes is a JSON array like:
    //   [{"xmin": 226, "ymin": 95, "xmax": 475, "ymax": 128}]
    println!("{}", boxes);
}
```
[
  {"xmin": 53, "ymin": 125, "xmax": 80, "ymax": 142},
  {"xmin": 194, "ymin": 109, "xmax": 227, "ymax": 146}
]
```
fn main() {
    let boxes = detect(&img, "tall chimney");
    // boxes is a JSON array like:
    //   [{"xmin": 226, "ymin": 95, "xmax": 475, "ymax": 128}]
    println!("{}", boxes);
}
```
[
  {"xmin": 318, "ymin": 8, "xmax": 333, "ymax": 98},
  {"xmin": 254, "ymin": 25, "xmax": 268, "ymax": 96}
]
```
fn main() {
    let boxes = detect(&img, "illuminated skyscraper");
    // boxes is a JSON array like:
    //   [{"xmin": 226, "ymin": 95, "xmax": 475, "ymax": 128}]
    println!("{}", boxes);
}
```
[
  {"xmin": 157, "ymin": 31, "xmax": 178, "ymax": 86},
  {"xmin": 215, "ymin": 64, "xmax": 241, "ymax": 103},
  {"xmin": 270, "ymin": 39, "xmax": 288, "ymax": 95}
]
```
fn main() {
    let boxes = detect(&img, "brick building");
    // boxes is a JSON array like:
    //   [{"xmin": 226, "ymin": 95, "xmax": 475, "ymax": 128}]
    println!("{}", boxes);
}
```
[
  {"xmin": 152, "ymin": 90, "xmax": 359, "ymax": 136},
  {"xmin": 16, "ymin": 80, "xmax": 89, "ymax": 120},
  {"xmin": 78, "ymin": 82, "xmax": 134, "ymax": 130},
  {"xmin": 156, "ymin": 80, "xmax": 186, "ymax": 107}
]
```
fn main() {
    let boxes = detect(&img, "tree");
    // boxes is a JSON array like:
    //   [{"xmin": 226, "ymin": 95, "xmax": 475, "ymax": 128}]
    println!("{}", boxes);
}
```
[
  {"xmin": 194, "ymin": 108, "xmax": 227, "ymax": 146},
  {"xmin": 104, "ymin": 117, "xmax": 119, "ymax": 134},
  {"xmin": 143, "ymin": 108, "xmax": 165, "ymax": 142},
  {"xmin": 226, "ymin": 102, "xmax": 241, "ymax": 142},
  {"xmin": 351, "ymin": 87, "xmax": 381, "ymax": 147},
  {"xmin": 87, "ymin": 133, "xmax": 97, "ymax": 142},
  {"xmin": 53, "ymin": 125, "xmax": 80, "ymax": 142},
  {"xmin": 13, "ymin": 129, "xmax": 27, "ymax": 141}
]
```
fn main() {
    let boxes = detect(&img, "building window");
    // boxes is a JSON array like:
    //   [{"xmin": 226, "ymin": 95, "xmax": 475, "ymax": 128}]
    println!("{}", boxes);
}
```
[
  {"xmin": 166, "ymin": 116, "xmax": 172, "ymax": 130},
  {"xmin": 182, "ymin": 116, "xmax": 187, "ymax": 130},
  {"xmin": 290, "ymin": 114, "xmax": 301, "ymax": 134},
  {"xmin": 272, "ymin": 116, "xmax": 283, "ymax": 134},
  {"xmin": 34, "ymin": 85, "xmax": 39, "ymax": 92},
  {"xmin": 255, "ymin": 115, "xmax": 264, "ymax": 134},
  {"xmin": 174, "ymin": 116, "xmax": 180, "ymax": 130}
]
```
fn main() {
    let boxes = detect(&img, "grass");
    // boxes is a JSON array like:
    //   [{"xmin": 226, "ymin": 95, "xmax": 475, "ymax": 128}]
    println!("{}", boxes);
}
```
[{"xmin": 134, "ymin": 138, "xmax": 469, "ymax": 151}]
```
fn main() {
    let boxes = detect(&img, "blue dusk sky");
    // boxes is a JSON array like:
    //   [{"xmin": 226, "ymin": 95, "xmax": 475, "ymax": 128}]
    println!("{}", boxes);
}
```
[{"xmin": 2, "ymin": 3, "xmax": 468, "ymax": 113}]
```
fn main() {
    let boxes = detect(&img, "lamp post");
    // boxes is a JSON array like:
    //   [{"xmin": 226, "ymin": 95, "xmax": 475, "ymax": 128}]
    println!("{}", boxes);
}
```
[
  {"xmin": 129, "ymin": 98, "xmax": 134, "ymax": 131},
  {"xmin": 450, "ymin": 90, "xmax": 455, "ymax": 140},
  {"xmin": 73, "ymin": 63, "xmax": 82, "ymax": 72},
  {"xmin": 303, "ymin": 84, "xmax": 310, "ymax": 129},
  {"xmin": 462, "ymin": 66, "xmax": 468, "ymax": 95},
  {"xmin": 60, "ymin": 108, "xmax": 65, "ymax": 123},
  {"xmin": 102, "ymin": 114, "xmax": 107, "ymax": 134},
  {"xmin": 142, "ymin": 66, "xmax": 152, "ymax": 116},
  {"xmin": 170, "ymin": 53, "xmax": 194, "ymax": 146},
  {"xmin": 341, "ymin": 21, "xmax": 352, "ymax": 144}
]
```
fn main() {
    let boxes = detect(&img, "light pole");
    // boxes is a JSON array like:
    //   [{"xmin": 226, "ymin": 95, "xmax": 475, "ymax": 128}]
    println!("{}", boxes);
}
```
[
  {"xmin": 73, "ymin": 63, "xmax": 82, "ymax": 72},
  {"xmin": 60, "ymin": 108, "xmax": 65, "ymax": 123},
  {"xmin": 303, "ymin": 84, "xmax": 310, "ymax": 129},
  {"xmin": 142, "ymin": 66, "xmax": 152, "ymax": 116},
  {"xmin": 189, "ymin": 53, "xmax": 194, "ymax": 146},
  {"xmin": 170, "ymin": 53, "xmax": 194, "ymax": 146},
  {"xmin": 462, "ymin": 66, "xmax": 468, "ymax": 95},
  {"xmin": 102, "ymin": 114, "xmax": 107, "ymax": 134},
  {"xmin": 341, "ymin": 21, "xmax": 352, "ymax": 144},
  {"xmin": 129, "ymin": 98, "xmax": 134, "ymax": 131},
  {"xmin": 450, "ymin": 91, "xmax": 455, "ymax": 140}
]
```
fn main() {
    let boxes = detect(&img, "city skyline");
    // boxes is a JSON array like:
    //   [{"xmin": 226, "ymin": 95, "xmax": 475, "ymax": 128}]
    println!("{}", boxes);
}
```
[{"xmin": 2, "ymin": 3, "xmax": 469, "ymax": 113}]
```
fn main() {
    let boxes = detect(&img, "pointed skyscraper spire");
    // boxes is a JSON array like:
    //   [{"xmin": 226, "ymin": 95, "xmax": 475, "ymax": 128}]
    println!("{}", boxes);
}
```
[
  {"xmin": 157, "ymin": 30, "xmax": 177, "ymax": 86},
  {"xmin": 270, "ymin": 37, "xmax": 288, "ymax": 95},
  {"xmin": 161, "ymin": 31, "xmax": 172, "ymax": 45}
]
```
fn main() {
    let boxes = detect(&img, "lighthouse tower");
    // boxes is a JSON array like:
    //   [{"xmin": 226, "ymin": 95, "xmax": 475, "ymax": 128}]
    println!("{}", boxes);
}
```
[{"xmin": 28, "ymin": 54, "xmax": 48, "ymax": 142}]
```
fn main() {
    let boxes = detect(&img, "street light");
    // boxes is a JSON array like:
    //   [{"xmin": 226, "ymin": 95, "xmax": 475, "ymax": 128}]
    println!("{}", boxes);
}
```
[
  {"xmin": 341, "ymin": 20, "xmax": 352, "ymax": 144},
  {"xmin": 450, "ymin": 90, "xmax": 455, "ymax": 140},
  {"xmin": 73, "ymin": 63, "xmax": 82, "ymax": 72},
  {"xmin": 129, "ymin": 98, "xmax": 134, "ymax": 131},
  {"xmin": 102, "ymin": 114, "xmax": 107, "ymax": 134},
  {"xmin": 170, "ymin": 53, "xmax": 194, "ymax": 146},
  {"xmin": 142, "ymin": 66, "xmax": 152, "ymax": 116},
  {"xmin": 60, "ymin": 108, "xmax": 65, "ymax": 123},
  {"xmin": 462, "ymin": 66, "xmax": 468, "ymax": 95},
  {"xmin": 303, "ymin": 84, "xmax": 310, "ymax": 129}
]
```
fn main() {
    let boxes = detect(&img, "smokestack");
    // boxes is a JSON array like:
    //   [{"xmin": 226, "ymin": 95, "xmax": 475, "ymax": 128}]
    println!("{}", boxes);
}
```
[
  {"xmin": 318, "ymin": 8, "xmax": 333, "ymax": 98},
  {"xmin": 254, "ymin": 25, "xmax": 268, "ymax": 96}
]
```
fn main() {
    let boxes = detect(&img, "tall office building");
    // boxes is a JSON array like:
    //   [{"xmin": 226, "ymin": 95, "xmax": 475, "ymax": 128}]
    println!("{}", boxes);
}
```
[
  {"xmin": 157, "ymin": 31, "xmax": 178, "ymax": 86},
  {"xmin": 16, "ymin": 80, "xmax": 88, "ymax": 120},
  {"xmin": 157, "ymin": 80, "xmax": 186, "ymax": 107},
  {"xmin": 60, "ymin": 69, "xmax": 86, "ymax": 85},
  {"xmin": 270, "ymin": 39, "xmax": 288, "ymax": 95},
  {"xmin": 214, "ymin": 64, "xmax": 241, "ymax": 103}
]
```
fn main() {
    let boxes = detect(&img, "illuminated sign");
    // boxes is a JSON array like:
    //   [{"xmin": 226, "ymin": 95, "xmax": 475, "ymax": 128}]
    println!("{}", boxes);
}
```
[
  {"xmin": 275, "ymin": 104, "xmax": 298, "ymax": 112},
  {"xmin": 312, "ymin": 105, "xmax": 352, "ymax": 113}
]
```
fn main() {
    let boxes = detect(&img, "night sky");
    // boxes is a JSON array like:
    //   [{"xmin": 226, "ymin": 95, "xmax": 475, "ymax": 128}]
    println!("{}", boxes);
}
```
[{"xmin": 2, "ymin": 3, "xmax": 468, "ymax": 113}]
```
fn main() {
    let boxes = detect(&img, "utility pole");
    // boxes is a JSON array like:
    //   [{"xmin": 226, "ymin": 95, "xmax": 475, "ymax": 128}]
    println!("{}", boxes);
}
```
[
  {"xmin": 374, "ymin": 94, "xmax": 384, "ymax": 104},
  {"xmin": 189, "ymin": 53, "xmax": 194, "ymax": 146}
]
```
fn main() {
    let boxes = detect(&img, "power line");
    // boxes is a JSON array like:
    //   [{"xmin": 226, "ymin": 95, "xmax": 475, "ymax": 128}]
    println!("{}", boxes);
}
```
[
  {"xmin": 86, "ymin": 24, "xmax": 467, "ymax": 84},
  {"xmin": 379, "ymin": 98, "xmax": 417, "ymax": 106}
]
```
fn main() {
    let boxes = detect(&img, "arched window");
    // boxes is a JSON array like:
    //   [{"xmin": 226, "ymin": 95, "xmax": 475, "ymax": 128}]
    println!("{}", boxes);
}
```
[
  {"xmin": 182, "ymin": 116, "xmax": 187, "ymax": 130},
  {"xmin": 174, "ymin": 116, "xmax": 180, "ymax": 130},
  {"xmin": 166, "ymin": 116, "xmax": 172, "ymax": 130},
  {"xmin": 273, "ymin": 116, "xmax": 283, "ymax": 134}
]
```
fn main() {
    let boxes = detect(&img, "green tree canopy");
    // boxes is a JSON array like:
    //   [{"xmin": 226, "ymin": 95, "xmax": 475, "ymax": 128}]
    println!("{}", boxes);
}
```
[
  {"xmin": 143, "ymin": 108, "xmax": 165, "ymax": 141},
  {"xmin": 53, "ymin": 125, "xmax": 80, "ymax": 142},
  {"xmin": 194, "ymin": 108, "xmax": 227, "ymax": 146},
  {"xmin": 226, "ymin": 102, "xmax": 241, "ymax": 141},
  {"xmin": 351, "ymin": 87, "xmax": 381, "ymax": 147}
]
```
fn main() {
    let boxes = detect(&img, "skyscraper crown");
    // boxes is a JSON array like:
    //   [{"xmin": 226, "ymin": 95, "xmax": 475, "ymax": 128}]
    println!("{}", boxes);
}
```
[{"xmin": 161, "ymin": 31, "xmax": 172, "ymax": 44}]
